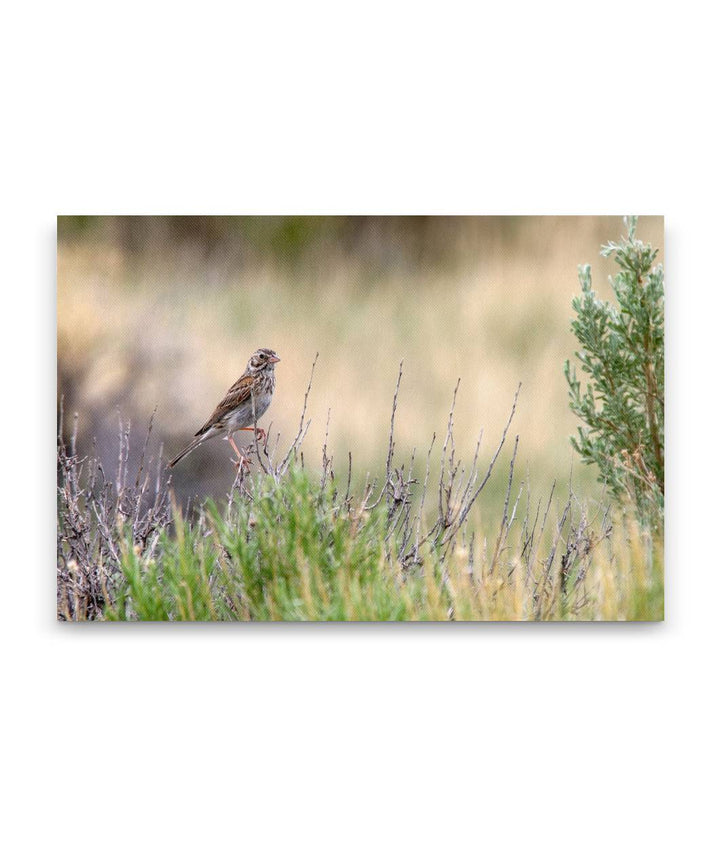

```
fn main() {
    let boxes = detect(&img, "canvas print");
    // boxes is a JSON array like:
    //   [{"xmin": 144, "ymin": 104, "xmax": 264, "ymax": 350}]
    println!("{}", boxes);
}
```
[{"xmin": 57, "ymin": 216, "xmax": 664, "ymax": 621}]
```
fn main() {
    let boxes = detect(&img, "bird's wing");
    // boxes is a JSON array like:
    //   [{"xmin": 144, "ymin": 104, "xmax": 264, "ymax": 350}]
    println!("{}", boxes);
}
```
[{"xmin": 195, "ymin": 374, "xmax": 255, "ymax": 436}]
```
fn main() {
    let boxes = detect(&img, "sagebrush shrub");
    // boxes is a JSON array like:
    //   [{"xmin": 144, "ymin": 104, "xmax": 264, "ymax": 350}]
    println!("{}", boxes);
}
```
[{"xmin": 564, "ymin": 216, "xmax": 664, "ymax": 524}]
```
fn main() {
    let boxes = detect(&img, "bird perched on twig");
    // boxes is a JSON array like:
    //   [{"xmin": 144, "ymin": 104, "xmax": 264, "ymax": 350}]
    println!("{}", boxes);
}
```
[{"xmin": 169, "ymin": 347, "xmax": 280, "ymax": 469}]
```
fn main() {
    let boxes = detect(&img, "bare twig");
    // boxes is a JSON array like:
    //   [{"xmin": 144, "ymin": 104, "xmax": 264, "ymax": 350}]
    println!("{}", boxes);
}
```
[
  {"xmin": 451, "ymin": 382, "xmax": 521, "ymax": 534},
  {"xmin": 279, "ymin": 352, "xmax": 319, "ymax": 475},
  {"xmin": 385, "ymin": 360, "xmax": 404, "ymax": 497}
]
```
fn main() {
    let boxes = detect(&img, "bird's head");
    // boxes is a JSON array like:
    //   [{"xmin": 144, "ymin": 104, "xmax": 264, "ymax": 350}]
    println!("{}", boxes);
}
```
[{"xmin": 247, "ymin": 348, "xmax": 281, "ymax": 373}]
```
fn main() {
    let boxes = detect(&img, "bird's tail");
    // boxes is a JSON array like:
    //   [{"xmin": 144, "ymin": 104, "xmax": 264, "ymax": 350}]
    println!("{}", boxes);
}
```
[{"xmin": 168, "ymin": 436, "xmax": 205, "ymax": 468}]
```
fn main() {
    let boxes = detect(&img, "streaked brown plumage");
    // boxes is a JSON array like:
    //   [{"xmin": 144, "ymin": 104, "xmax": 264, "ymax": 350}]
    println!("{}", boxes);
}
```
[{"xmin": 169, "ymin": 347, "xmax": 280, "ymax": 468}]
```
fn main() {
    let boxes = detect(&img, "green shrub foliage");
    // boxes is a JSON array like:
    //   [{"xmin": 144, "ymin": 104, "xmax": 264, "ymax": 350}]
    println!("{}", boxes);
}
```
[{"xmin": 565, "ymin": 216, "xmax": 664, "ymax": 523}]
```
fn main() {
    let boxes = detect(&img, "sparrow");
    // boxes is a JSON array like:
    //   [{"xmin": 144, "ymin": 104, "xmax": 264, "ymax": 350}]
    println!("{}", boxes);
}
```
[{"xmin": 169, "ymin": 347, "xmax": 280, "ymax": 468}]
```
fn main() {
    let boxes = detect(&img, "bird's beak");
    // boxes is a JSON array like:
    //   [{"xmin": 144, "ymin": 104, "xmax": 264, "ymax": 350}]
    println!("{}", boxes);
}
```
[{"xmin": 269, "ymin": 355, "xmax": 281, "ymax": 363}]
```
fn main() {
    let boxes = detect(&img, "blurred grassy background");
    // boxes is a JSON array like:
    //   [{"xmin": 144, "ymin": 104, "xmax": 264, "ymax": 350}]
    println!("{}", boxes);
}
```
[{"xmin": 57, "ymin": 215, "xmax": 664, "ymax": 514}]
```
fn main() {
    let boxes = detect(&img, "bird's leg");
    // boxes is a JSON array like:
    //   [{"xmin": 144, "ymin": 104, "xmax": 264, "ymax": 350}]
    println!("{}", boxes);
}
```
[
  {"xmin": 239, "ymin": 426, "xmax": 267, "ymax": 447},
  {"xmin": 228, "ymin": 435, "xmax": 250, "ymax": 471}
]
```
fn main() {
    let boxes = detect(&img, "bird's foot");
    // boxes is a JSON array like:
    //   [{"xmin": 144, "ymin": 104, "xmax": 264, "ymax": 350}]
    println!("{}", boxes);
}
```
[{"xmin": 232, "ymin": 453, "xmax": 252, "ymax": 472}]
